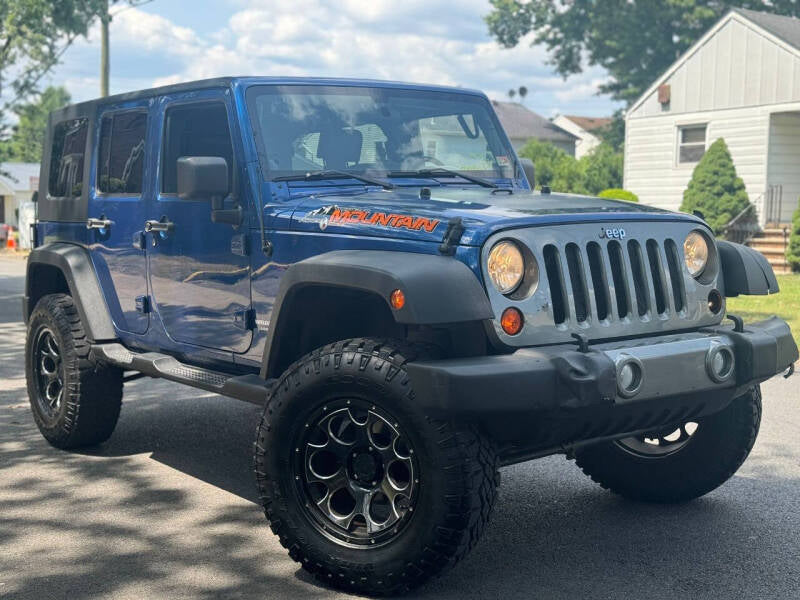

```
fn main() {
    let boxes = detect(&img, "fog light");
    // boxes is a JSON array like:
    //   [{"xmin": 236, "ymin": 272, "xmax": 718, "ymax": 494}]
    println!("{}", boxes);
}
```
[
  {"xmin": 708, "ymin": 289, "xmax": 722, "ymax": 314},
  {"xmin": 615, "ymin": 354, "xmax": 644, "ymax": 398},
  {"xmin": 500, "ymin": 307, "xmax": 524, "ymax": 335},
  {"xmin": 706, "ymin": 342, "xmax": 735, "ymax": 382}
]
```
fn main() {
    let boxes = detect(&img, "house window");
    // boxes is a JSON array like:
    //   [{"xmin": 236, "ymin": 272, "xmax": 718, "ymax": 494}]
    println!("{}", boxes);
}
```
[{"xmin": 678, "ymin": 124, "xmax": 707, "ymax": 164}]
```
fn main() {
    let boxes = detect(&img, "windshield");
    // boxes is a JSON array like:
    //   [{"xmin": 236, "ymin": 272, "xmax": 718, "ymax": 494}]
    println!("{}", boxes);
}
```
[{"xmin": 246, "ymin": 85, "xmax": 515, "ymax": 181}]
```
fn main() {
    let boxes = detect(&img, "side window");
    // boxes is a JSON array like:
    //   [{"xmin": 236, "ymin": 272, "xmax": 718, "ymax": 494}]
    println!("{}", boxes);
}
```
[
  {"xmin": 97, "ymin": 111, "xmax": 147, "ymax": 194},
  {"xmin": 48, "ymin": 118, "xmax": 88, "ymax": 198},
  {"xmin": 161, "ymin": 103, "xmax": 233, "ymax": 194},
  {"xmin": 677, "ymin": 124, "xmax": 707, "ymax": 164}
]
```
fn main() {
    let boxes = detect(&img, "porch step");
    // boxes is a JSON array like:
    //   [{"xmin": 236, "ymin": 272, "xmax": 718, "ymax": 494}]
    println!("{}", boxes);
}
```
[
  {"xmin": 746, "ymin": 226, "xmax": 792, "ymax": 275},
  {"xmin": 91, "ymin": 343, "xmax": 273, "ymax": 405}
]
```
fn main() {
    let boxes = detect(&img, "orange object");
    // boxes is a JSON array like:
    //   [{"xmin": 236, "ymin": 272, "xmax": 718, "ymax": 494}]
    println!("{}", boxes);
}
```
[
  {"xmin": 6, "ymin": 235, "xmax": 15, "ymax": 250},
  {"xmin": 500, "ymin": 307, "xmax": 523, "ymax": 335},
  {"xmin": 389, "ymin": 289, "xmax": 406, "ymax": 310}
]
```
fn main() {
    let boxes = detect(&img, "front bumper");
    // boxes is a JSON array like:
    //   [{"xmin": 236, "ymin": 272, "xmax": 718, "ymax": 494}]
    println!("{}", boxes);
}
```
[{"xmin": 407, "ymin": 317, "xmax": 797, "ymax": 418}]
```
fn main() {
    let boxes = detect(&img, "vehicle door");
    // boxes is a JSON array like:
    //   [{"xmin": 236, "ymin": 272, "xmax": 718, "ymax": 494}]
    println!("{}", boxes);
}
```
[
  {"xmin": 147, "ymin": 93, "xmax": 253, "ymax": 353},
  {"xmin": 87, "ymin": 106, "xmax": 151, "ymax": 335}
]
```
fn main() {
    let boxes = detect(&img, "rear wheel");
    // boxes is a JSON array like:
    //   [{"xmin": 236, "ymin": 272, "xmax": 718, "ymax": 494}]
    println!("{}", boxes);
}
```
[
  {"xmin": 25, "ymin": 293, "xmax": 123, "ymax": 449},
  {"xmin": 574, "ymin": 387, "xmax": 761, "ymax": 503},
  {"xmin": 254, "ymin": 338, "xmax": 499, "ymax": 595}
]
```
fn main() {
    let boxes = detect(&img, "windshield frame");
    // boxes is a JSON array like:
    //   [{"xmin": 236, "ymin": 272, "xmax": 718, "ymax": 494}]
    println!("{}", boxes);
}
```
[{"xmin": 244, "ymin": 83, "xmax": 518, "ymax": 185}]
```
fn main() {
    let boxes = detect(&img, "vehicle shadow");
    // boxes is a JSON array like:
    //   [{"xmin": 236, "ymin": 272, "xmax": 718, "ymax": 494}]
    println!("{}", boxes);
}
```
[
  {"xmin": 3, "ymin": 373, "xmax": 800, "ymax": 599},
  {"xmin": 70, "ymin": 382, "xmax": 800, "ymax": 597}
]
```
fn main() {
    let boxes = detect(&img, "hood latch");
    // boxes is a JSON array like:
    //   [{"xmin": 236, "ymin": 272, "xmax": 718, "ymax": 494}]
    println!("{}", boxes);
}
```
[{"xmin": 439, "ymin": 217, "xmax": 465, "ymax": 256}]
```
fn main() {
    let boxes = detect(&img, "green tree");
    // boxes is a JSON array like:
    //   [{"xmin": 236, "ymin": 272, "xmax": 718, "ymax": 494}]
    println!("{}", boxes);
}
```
[
  {"xmin": 486, "ymin": 1, "xmax": 800, "ymax": 105},
  {"xmin": 1, "ymin": 86, "xmax": 70, "ymax": 162},
  {"xmin": 680, "ymin": 138, "xmax": 752, "ymax": 235},
  {"xmin": 595, "ymin": 112, "xmax": 626, "ymax": 152},
  {"xmin": 518, "ymin": 138, "xmax": 569, "ymax": 188},
  {"xmin": 518, "ymin": 138, "xmax": 624, "ymax": 194},
  {"xmin": 0, "ymin": 1, "xmax": 104, "ymax": 115},
  {"xmin": 786, "ymin": 200, "xmax": 800, "ymax": 272},
  {"xmin": 581, "ymin": 143, "xmax": 623, "ymax": 195}
]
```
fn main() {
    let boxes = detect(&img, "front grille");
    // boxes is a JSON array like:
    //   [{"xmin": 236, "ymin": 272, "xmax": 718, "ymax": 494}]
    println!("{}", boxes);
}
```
[
  {"xmin": 481, "ymin": 221, "xmax": 723, "ymax": 346},
  {"xmin": 543, "ymin": 237, "xmax": 686, "ymax": 326}
]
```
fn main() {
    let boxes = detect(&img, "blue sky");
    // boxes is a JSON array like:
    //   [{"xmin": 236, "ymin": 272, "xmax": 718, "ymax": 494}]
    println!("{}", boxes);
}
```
[{"xmin": 40, "ymin": 0, "xmax": 621, "ymax": 118}]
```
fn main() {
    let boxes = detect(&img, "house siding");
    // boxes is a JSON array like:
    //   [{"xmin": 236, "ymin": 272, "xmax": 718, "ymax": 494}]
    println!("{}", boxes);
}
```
[
  {"xmin": 625, "ymin": 106, "xmax": 770, "ymax": 215},
  {"xmin": 767, "ymin": 112, "xmax": 800, "ymax": 222},
  {"xmin": 629, "ymin": 17, "xmax": 800, "ymax": 119},
  {"xmin": 625, "ymin": 12, "xmax": 800, "ymax": 223}
]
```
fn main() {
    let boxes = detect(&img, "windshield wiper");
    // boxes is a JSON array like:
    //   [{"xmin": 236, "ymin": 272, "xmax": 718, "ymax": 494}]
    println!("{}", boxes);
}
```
[
  {"xmin": 387, "ymin": 168, "xmax": 498, "ymax": 189},
  {"xmin": 272, "ymin": 169, "xmax": 394, "ymax": 190}
]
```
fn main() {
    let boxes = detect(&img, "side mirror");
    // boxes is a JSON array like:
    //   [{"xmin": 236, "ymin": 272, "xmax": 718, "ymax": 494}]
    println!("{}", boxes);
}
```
[
  {"xmin": 177, "ymin": 156, "xmax": 228, "ymax": 200},
  {"xmin": 31, "ymin": 191, "xmax": 39, "ymax": 203},
  {"xmin": 519, "ymin": 158, "xmax": 535, "ymax": 189},
  {"xmin": 177, "ymin": 156, "xmax": 242, "ymax": 226}
]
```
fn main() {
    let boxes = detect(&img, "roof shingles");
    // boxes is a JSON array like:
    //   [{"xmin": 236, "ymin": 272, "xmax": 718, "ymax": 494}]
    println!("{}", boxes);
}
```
[
  {"xmin": 734, "ymin": 8, "xmax": 800, "ymax": 50},
  {"xmin": 490, "ymin": 100, "xmax": 577, "ymax": 143}
]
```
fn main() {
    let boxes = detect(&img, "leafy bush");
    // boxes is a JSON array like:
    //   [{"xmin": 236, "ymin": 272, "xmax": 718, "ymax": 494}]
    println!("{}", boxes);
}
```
[
  {"xmin": 598, "ymin": 188, "xmax": 639, "ymax": 202},
  {"xmin": 517, "ymin": 139, "xmax": 572, "ymax": 189},
  {"xmin": 787, "ymin": 199, "xmax": 800, "ymax": 272},
  {"xmin": 517, "ymin": 139, "xmax": 623, "ymax": 195},
  {"xmin": 680, "ymin": 138, "xmax": 752, "ymax": 235},
  {"xmin": 582, "ymin": 144, "xmax": 624, "ymax": 195}
]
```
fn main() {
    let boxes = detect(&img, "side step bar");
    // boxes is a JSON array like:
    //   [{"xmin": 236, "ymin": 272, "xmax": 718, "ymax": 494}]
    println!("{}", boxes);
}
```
[{"xmin": 91, "ymin": 343, "xmax": 273, "ymax": 406}]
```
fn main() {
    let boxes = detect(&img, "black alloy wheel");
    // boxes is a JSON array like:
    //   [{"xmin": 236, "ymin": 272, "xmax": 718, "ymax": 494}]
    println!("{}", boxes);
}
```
[{"xmin": 295, "ymin": 398, "xmax": 418, "ymax": 547}]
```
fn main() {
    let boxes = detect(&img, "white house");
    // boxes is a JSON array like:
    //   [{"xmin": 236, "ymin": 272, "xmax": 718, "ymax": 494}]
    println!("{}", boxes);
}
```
[
  {"xmin": 0, "ymin": 162, "xmax": 39, "ymax": 227},
  {"xmin": 553, "ymin": 115, "xmax": 612, "ymax": 158},
  {"xmin": 624, "ymin": 8, "xmax": 800, "ymax": 226}
]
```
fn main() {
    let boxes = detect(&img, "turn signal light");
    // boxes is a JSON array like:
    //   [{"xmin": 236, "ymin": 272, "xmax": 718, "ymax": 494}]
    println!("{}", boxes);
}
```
[
  {"xmin": 390, "ymin": 289, "xmax": 406, "ymax": 310},
  {"xmin": 500, "ymin": 307, "xmax": 524, "ymax": 335}
]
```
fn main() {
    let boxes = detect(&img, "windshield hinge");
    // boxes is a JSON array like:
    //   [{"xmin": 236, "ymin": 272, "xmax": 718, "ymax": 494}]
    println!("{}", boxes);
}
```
[{"xmin": 439, "ymin": 217, "xmax": 465, "ymax": 256}]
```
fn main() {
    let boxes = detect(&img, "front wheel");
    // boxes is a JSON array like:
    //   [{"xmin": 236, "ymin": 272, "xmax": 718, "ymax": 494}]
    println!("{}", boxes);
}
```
[
  {"xmin": 574, "ymin": 386, "xmax": 762, "ymax": 503},
  {"xmin": 253, "ymin": 338, "xmax": 499, "ymax": 596}
]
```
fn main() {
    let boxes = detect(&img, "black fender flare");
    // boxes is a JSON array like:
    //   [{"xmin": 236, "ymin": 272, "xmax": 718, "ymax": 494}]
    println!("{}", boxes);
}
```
[
  {"xmin": 259, "ymin": 250, "xmax": 493, "ymax": 378},
  {"xmin": 717, "ymin": 240, "xmax": 780, "ymax": 297},
  {"xmin": 24, "ymin": 243, "xmax": 117, "ymax": 342}
]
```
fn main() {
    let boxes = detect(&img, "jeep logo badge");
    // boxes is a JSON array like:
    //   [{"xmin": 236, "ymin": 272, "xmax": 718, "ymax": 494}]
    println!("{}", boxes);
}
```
[{"xmin": 599, "ymin": 227, "xmax": 626, "ymax": 240}]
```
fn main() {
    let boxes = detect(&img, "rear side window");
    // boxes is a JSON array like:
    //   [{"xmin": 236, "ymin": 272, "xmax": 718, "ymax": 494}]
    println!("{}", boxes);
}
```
[
  {"xmin": 48, "ymin": 118, "xmax": 88, "ymax": 198},
  {"xmin": 97, "ymin": 111, "xmax": 147, "ymax": 194},
  {"xmin": 161, "ymin": 102, "xmax": 233, "ymax": 194}
]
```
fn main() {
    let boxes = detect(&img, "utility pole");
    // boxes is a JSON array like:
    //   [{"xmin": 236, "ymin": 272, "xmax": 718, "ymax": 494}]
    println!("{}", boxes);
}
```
[{"xmin": 100, "ymin": 0, "xmax": 110, "ymax": 97}]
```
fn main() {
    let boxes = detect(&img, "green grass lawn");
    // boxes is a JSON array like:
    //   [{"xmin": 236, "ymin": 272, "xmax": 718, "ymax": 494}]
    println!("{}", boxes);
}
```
[{"xmin": 726, "ymin": 274, "xmax": 800, "ymax": 345}]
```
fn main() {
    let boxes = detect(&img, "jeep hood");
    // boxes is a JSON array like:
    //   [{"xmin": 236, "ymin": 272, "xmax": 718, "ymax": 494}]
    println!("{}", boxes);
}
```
[{"xmin": 286, "ymin": 187, "xmax": 704, "ymax": 246}]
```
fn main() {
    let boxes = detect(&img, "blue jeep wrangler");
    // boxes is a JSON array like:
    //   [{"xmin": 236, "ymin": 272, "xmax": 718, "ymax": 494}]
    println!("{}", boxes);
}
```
[{"xmin": 23, "ymin": 77, "xmax": 797, "ymax": 595}]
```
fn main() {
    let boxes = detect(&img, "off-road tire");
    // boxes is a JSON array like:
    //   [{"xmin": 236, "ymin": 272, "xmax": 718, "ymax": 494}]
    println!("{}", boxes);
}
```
[
  {"xmin": 25, "ymin": 293, "xmax": 123, "ymax": 449},
  {"xmin": 574, "ymin": 386, "xmax": 761, "ymax": 503},
  {"xmin": 253, "ymin": 338, "xmax": 499, "ymax": 596}
]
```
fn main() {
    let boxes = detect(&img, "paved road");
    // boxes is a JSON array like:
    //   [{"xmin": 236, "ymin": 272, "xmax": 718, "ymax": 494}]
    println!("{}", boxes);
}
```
[{"xmin": 1, "ymin": 254, "xmax": 799, "ymax": 600}]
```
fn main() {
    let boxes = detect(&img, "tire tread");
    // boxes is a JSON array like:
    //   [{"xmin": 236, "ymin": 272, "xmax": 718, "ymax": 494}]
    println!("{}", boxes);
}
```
[{"xmin": 253, "ymin": 337, "xmax": 499, "ymax": 595}]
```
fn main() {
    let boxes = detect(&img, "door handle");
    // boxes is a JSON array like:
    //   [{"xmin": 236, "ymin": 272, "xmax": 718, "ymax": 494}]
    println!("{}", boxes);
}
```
[
  {"xmin": 144, "ymin": 219, "xmax": 175, "ymax": 233},
  {"xmin": 86, "ymin": 217, "xmax": 114, "ymax": 230}
]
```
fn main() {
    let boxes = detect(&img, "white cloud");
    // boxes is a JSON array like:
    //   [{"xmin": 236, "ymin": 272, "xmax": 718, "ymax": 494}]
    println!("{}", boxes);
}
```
[{"xmin": 42, "ymin": 1, "xmax": 621, "ymax": 117}]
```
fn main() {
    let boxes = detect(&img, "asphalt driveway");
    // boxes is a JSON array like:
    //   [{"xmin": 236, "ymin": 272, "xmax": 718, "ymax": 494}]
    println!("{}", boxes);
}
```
[{"xmin": 1, "ymin": 255, "xmax": 799, "ymax": 599}]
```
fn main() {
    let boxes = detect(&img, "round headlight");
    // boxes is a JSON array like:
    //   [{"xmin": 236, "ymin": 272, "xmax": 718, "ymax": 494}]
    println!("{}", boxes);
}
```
[
  {"xmin": 487, "ymin": 240, "xmax": 525, "ymax": 294},
  {"xmin": 684, "ymin": 231, "xmax": 709, "ymax": 277}
]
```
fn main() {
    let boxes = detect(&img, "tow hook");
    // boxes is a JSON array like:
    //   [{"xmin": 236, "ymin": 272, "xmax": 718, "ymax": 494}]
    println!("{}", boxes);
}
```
[
  {"xmin": 571, "ymin": 332, "xmax": 590, "ymax": 353},
  {"xmin": 727, "ymin": 314, "xmax": 744, "ymax": 332}
]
